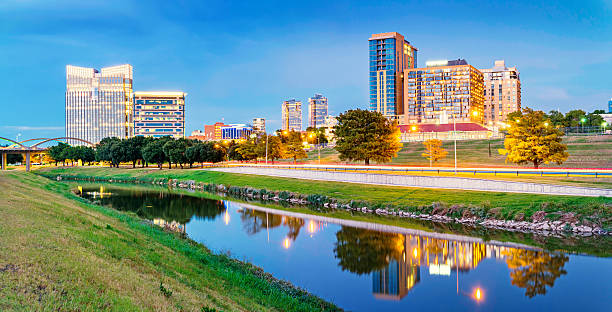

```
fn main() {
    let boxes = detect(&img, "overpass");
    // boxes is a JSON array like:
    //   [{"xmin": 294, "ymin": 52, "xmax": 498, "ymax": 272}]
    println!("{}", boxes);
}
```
[{"xmin": 0, "ymin": 137, "xmax": 94, "ymax": 172}]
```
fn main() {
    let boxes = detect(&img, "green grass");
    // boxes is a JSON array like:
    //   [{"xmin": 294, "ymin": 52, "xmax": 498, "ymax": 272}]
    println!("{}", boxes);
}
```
[
  {"xmin": 37, "ymin": 167, "xmax": 612, "ymax": 229},
  {"xmin": 0, "ymin": 171, "xmax": 339, "ymax": 312},
  {"xmin": 305, "ymin": 135, "xmax": 612, "ymax": 168}
]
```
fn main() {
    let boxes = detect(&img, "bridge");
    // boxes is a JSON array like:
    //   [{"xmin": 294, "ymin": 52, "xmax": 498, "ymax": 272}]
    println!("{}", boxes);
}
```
[{"xmin": 0, "ymin": 137, "xmax": 94, "ymax": 172}]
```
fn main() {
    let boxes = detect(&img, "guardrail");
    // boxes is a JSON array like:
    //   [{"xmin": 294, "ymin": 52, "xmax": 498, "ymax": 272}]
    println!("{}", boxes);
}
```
[{"xmin": 218, "ymin": 163, "xmax": 612, "ymax": 178}]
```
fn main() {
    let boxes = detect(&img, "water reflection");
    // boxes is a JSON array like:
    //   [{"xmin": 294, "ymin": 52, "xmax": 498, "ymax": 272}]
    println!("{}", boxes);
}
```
[{"xmin": 74, "ymin": 184, "xmax": 609, "ymax": 311}]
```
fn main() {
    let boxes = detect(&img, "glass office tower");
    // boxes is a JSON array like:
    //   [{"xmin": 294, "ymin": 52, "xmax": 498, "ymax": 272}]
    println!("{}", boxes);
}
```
[
  {"xmin": 133, "ymin": 91, "xmax": 186, "ymax": 138},
  {"xmin": 282, "ymin": 99, "xmax": 302, "ymax": 131},
  {"xmin": 65, "ymin": 64, "xmax": 133, "ymax": 145},
  {"xmin": 308, "ymin": 93, "xmax": 328, "ymax": 128},
  {"xmin": 369, "ymin": 32, "xmax": 417, "ymax": 120}
]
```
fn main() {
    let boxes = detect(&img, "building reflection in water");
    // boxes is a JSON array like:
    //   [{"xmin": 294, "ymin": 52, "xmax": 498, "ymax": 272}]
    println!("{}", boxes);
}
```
[{"xmin": 333, "ymin": 228, "xmax": 568, "ymax": 301}]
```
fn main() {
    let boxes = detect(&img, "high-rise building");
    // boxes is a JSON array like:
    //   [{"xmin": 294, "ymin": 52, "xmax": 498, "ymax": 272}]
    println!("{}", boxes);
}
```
[
  {"xmin": 253, "ymin": 118, "xmax": 266, "ymax": 133},
  {"xmin": 369, "ymin": 32, "xmax": 418, "ymax": 120},
  {"xmin": 480, "ymin": 60, "xmax": 521, "ymax": 125},
  {"xmin": 65, "ymin": 64, "xmax": 133, "ymax": 145},
  {"xmin": 133, "ymin": 91, "xmax": 186, "ymax": 138},
  {"xmin": 403, "ymin": 59, "xmax": 484, "ymax": 125},
  {"xmin": 608, "ymin": 98, "xmax": 612, "ymax": 113},
  {"xmin": 308, "ymin": 94, "xmax": 328, "ymax": 128},
  {"xmin": 282, "ymin": 99, "xmax": 302, "ymax": 131}
]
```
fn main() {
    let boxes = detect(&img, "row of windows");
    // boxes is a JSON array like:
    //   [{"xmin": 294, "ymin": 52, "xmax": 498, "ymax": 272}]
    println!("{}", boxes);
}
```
[
  {"xmin": 135, "ymin": 99, "xmax": 176, "ymax": 104},
  {"xmin": 135, "ymin": 123, "xmax": 182, "ymax": 127}
]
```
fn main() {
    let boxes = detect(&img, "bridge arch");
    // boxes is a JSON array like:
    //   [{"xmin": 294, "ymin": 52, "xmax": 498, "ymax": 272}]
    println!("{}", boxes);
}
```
[
  {"xmin": 31, "ymin": 137, "xmax": 95, "ymax": 148},
  {"xmin": 0, "ymin": 137, "xmax": 26, "ymax": 148}
]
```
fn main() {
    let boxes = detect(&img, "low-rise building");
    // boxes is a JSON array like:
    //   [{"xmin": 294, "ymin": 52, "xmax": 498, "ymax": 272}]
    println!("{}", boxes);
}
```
[
  {"xmin": 204, "ymin": 122, "xmax": 228, "ymax": 140},
  {"xmin": 253, "ymin": 118, "xmax": 266, "ymax": 133},
  {"xmin": 133, "ymin": 91, "xmax": 186, "ymax": 138},
  {"xmin": 221, "ymin": 124, "xmax": 253, "ymax": 140}
]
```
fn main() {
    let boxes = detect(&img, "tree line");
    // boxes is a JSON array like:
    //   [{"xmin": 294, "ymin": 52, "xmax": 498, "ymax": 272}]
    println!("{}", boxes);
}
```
[{"xmin": 544, "ymin": 109, "xmax": 607, "ymax": 128}]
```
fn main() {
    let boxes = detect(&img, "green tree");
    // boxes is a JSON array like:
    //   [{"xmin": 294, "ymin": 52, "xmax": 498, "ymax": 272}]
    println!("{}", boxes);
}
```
[
  {"xmin": 334, "ymin": 109, "xmax": 401, "ymax": 165},
  {"xmin": 236, "ymin": 140, "xmax": 259, "ymax": 162},
  {"xmin": 142, "ymin": 140, "xmax": 167, "ymax": 169},
  {"xmin": 96, "ymin": 137, "xmax": 122, "ymax": 167},
  {"xmin": 421, "ymin": 139, "xmax": 448, "ymax": 167},
  {"xmin": 564, "ymin": 109, "xmax": 586, "ymax": 127},
  {"xmin": 47, "ymin": 142, "xmax": 70, "ymax": 166},
  {"xmin": 499, "ymin": 108, "xmax": 569, "ymax": 169},
  {"xmin": 305, "ymin": 127, "xmax": 328, "ymax": 144},
  {"xmin": 162, "ymin": 138, "xmax": 189, "ymax": 169},
  {"xmin": 284, "ymin": 131, "xmax": 307, "ymax": 163},
  {"xmin": 126, "ymin": 136, "xmax": 147, "ymax": 167},
  {"xmin": 545, "ymin": 110, "xmax": 565, "ymax": 127},
  {"xmin": 185, "ymin": 144, "xmax": 201, "ymax": 168},
  {"xmin": 585, "ymin": 111, "xmax": 604, "ymax": 127}
]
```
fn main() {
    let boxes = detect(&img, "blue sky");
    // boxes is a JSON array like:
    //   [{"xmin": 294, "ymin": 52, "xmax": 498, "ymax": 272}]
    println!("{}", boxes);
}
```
[{"xmin": 1, "ymin": 0, "xmax": 611, "ymax": 140}]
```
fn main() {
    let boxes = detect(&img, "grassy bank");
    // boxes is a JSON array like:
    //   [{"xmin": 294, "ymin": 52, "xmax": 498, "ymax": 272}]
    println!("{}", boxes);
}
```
[
  {"xmin": 305, "ymin": 135, "xmax": 612, "ymax": 168},
  {"xmin": 0, "ymin": 171, "xmax": 339, "ymax": 311},
  {"xmin": 37, "ymin": 167, "xmax": 612, "ymax": 230}
]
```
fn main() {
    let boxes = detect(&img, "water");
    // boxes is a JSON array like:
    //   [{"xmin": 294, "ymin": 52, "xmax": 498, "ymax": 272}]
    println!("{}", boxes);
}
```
[{"xmin": 76, "ymin": 184, "xmax": 612, "ymax": 311}]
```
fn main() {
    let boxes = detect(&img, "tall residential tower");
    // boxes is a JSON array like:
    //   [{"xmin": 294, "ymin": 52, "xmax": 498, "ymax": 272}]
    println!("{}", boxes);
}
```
[
  {"xmin": 403, "ymin": 59, "xmax": 484, "ymax": 125},
  {"xmin": 480, "ymin": 60, "xmax": 521, "ymax": 125},
  {"xmin": 282, "ymin": 99, "xmax": 302, "ymax": 131},
  {"xmin": 369, "ymin": 32, "xmax": 417, "ymax": 120},
  {"xmin": 65, "ymin": 64, "xmax": 133, "ymax": 145},
  {"xmin": 308, "ymin": 93, "xmax": 328, "ymax": 128}
]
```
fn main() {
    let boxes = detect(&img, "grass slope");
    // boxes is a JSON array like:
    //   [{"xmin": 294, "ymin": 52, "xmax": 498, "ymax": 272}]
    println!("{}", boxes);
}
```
[
  {"xmin": 37, "ymin": 167, "xmax": 612, "ymax": 227},
  {"xmin": 305, "ymin": 135, "xmax": 612, "ymax": 168},
  {"xmin": 0, "ymin": 171, "xmax": 339, "ymax": 312}
]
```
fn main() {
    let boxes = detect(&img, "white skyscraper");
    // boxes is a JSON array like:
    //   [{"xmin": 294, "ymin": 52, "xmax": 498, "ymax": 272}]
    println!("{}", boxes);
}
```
[{"xmin": 65, "ymin": 64, "xmax": 133, "ymax": 145}]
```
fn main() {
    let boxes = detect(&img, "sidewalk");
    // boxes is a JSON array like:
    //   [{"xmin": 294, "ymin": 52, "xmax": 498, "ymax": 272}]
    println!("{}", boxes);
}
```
[{"xmin": 210, "ymin": 166, "xmax": 612, "ymax": 197}]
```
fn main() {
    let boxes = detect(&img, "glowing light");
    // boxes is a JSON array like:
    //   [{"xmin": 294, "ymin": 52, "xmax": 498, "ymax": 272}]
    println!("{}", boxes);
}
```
[
  {"xmin": 411, "ymin": 126, "xmax": 417, "ymax": 131},
  {"xmin": 308, "ymin": 220, "xmax": 317, "ymax": 234},
  {"xmin": 581, "ymin": 118, "xmax": 586, "ymax": 123},
  {"xmin": 544, "ymin": 122, "xmax": 549, "ymax": 127},
  {"xmin": 472, "ymin": 111, "xmax": 478, "ymax": 117},
  {"xmin": 474, "ymin": 288, "xmax": 483, "ymax": 301},
  {"xmin": 283, "ymin": 238, "xmax": 291, "ymax": 249},
  {"xmin": 224, "ymin": 210, "xmax": 230, "ymax": 225},
  {"xmin": 413, "ymin": 247, "xmax": 418, "ymax": 258}
]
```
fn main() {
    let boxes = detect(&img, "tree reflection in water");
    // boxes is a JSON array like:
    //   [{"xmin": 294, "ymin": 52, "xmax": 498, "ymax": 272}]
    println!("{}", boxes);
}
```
[
  {"xmin": 238, "ymin": 208, "xmax": 305, "ymax": 241},
  {"xmin": 334, "ymin": 227, "xmax": 405, "ymax": 275},
  {"xmin": 502, "ymin": 249, "xmax": 569, "ymax": 298}
]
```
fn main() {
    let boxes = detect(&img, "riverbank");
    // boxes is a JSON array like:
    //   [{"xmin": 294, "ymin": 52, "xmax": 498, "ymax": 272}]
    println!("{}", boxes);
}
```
[
  {"xmin": 0, "ymin": 171, "xmax": 339, "ymax": 311},
  {"xmin": 37, "ymin": 167, "xmax": 612, "ymax": 235}
]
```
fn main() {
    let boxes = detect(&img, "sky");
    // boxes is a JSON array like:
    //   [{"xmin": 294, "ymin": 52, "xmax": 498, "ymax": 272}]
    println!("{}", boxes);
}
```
[{"xmin": 1, "ymin": 0, "xmax": 611, "ymax": 140}]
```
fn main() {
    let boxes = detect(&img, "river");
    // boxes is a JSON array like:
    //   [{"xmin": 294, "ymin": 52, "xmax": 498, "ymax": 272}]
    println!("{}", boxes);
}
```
[{"xmin": 75, "ymin": 183, "xmax": 612, "ymax": 311}]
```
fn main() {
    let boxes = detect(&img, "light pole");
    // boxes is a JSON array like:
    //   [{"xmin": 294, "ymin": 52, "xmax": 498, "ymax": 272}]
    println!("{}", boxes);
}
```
[
  {"xmin": 453, "ymin": 111, "xmax": 457, "ymax": 174},
  {"xmin": 580, "ymin": 117, "xmax": 586, "ymax": 133},
  {"xmin": 265, "ymin": 134, "xmax": 268, "ymax": 164}
]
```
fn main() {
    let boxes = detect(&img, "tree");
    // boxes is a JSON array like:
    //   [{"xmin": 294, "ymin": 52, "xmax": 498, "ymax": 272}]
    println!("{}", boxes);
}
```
[
  {"xmin": 334, "ymin": 109, "xmax": 402, "ymax": 165},
  {"xmin": 564, "ymin": 109, "xmax": 586, "ymax": 127},
  {"xmin": 545, "ymin": 110, "xmax": 565, "ymax": 127},
  {"xmin": 185, "ymin": 144, "xmax": 201, "ymax": 168},
  {"xmin": 305, "ymin": 127, "xmax": 328, "ymax": 144},
  {"xmin": 162, "ymin": 139, "xmax": 189, "ymax": 169},
  {"xmin": 256, "ymin": 135, "xmax": 285, "ymax": 162},
  {"xmin": 585, "ymin": 111, "xmax": 604, "ymax": 127},
  {"xmin": 227, "ymin": 143, "xmax": 245, "ymax": 161},
  {"xmin": 47, "ymin": 142, "xmax": 70, "ymax": 166},
  {"xmin": 125, "ymin": 136, "xmax": 146, "ymax": 167},
  {"xmin": 499, "ymin": 108, "xmax": 569, "ymax": 169},
  {"xmin": 284, "ymin": 131, "xmax": 307, "ymax": 163},
  {"xmin": 142, "ymin": 140, "xmax": 166, "ymax": 169},
  {"xmin": 334, "ymin": 227, "xmax": 405, "ymax": 275},
  {"xmin": 96, "ymin": 137, "xmax": 121, "ymax": 167},
  {"xmin": 421, "ymin": 139, "xmax": 448, "ymax": 167},
  {"xmin": 236, "ymin": 140, "xmax": 259, "ymax": 162}
]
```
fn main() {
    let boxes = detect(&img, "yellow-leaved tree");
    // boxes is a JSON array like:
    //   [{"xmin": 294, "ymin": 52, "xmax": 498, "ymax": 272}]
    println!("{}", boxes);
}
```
[
  {"xmin": 499, "ymin": 108, "xmax": 569, "ymax": 169},
  {"xmin": 421, "ymin": 139, "xmax": 448, "ymax": 167}
]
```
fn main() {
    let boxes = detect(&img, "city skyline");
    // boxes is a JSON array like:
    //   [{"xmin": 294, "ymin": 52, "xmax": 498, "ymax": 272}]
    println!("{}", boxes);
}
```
[{"xmin": 1, "ymin": 0, "xmax": 611, "ymax": 139}]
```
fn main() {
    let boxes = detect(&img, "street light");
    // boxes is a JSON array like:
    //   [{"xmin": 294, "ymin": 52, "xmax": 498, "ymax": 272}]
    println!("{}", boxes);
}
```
[
  {"xmin": 602, "ymin": 121, "xmax": 608, "ymax": 134},
  {"xmin": 581, "ymin": 117, "xmax": 586, "ymax": 133},
  {"xmin": 309, "ymin": 132, "xmax": 321, "ymax": 164}
]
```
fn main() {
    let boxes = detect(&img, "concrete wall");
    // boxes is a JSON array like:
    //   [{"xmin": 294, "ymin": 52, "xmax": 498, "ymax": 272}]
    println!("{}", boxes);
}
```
[{"xmin": 211, "ymin": 167, "xmax": 612, "ymax": 197}]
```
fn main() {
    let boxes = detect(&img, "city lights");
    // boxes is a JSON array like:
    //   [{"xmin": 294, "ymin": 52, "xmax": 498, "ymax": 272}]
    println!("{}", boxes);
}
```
[{"xmin": 283, "ymin": 237, "xmax": 291, "ymax": 249}]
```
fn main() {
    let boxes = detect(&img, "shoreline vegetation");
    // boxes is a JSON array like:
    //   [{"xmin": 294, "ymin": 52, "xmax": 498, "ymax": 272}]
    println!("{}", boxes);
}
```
[
  {"xmin": 0, "ymin": 171, "xmax": 340, "ymax": 311},
  {"xmin": 36, "ymin": 168, "xmax": 612, "ymax": 247}
]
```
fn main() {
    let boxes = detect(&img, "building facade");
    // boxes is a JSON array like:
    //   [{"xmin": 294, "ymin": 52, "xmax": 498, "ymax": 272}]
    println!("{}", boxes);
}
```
[
  {"xmin": 221, "ymin": 124, "xmax": 253, "ymax": 140},
  {"xmin": 480, "ymin": 60, "xmax": 521, "ymax": 125},
  {"xmin": 65, "ymin": 64, "xmax": 133, "ymax": 145},
  {"xmin": 204, "ymin": 122, "xmax": 228, "ymax": 140},
  {"xmin": 608, "ymin": 98, "xmax": 612, "ymax": 113},
  {"xmin": 252, "ymin": 118, "xmax": 266, "ymax": 133},
  {"xmin": 308, "ymin": 93, "xmax": 328, "ymax": 128},
  {"xmin": 282, "ymin": 99, "xmax": 302, "ymax": 131},
  {"xmin": 369, "ymin": 32, "xmax": 418, "ymax": 120},
  {"xmin": 133, "ymin": 91, "xmax": 186, "ymax": 138},
  {"xmin": 403, "ymin": 59, "xmax": 484, "ymax": 125}
]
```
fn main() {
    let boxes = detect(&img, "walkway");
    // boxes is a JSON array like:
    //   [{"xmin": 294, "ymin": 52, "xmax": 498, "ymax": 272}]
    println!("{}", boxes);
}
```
[{"xmin": 210, "ymin": 166, "xmax": 612, "ymax": 197}]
